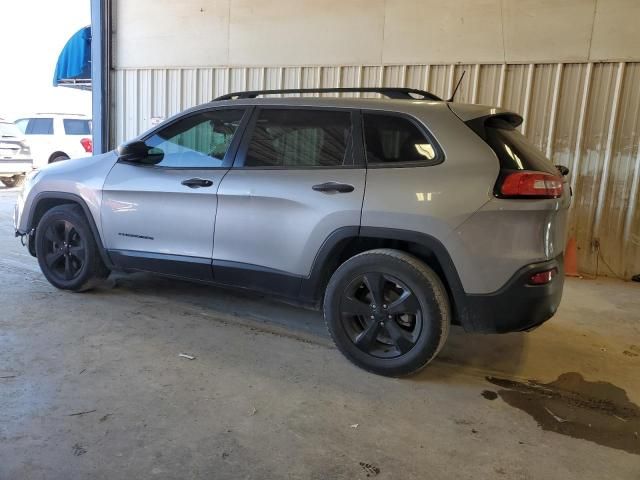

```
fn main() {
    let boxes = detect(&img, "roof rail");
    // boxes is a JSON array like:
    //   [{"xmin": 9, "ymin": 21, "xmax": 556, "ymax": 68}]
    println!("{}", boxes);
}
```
[{"xmin": 213, "ymin": 87, "xmax": 442, "ymax": 102}]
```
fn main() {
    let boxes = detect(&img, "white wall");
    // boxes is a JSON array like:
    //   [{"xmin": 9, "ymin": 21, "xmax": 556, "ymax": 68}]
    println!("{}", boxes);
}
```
[
  {"xmin": 110, "ymin": 0, "xmax": 640, "ymax": 279},
  {"xmin": 114, "ymin": 0, "xmax": 640, "ymax": 68}
]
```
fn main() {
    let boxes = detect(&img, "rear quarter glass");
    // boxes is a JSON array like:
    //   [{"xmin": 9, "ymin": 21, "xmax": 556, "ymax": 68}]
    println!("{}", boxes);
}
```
[
  {"xmin": 63, "ymin": 119, "xmax": 92, "ymax": 135},
  {"xmin": 483, "ymin": 118, "xmax": 558, "ymax": 175}
]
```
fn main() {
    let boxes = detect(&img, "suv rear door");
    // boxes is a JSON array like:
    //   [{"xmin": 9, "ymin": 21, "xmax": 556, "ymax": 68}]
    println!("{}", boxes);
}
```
[
  {"xmin": 212, "ymin": 107, "xmax": 365, "ymax": 295},
  {"xmin": 101, "ymin": 107, "xmax": 249, "ymax": 280}
]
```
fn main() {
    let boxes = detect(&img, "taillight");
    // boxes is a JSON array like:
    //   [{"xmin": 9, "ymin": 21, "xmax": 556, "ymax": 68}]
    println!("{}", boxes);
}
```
[
  {"xmin": 529, "ymin": 268, "xmax": 558, "ymax": 285},
  {"xmin": 498, "ymin": 171, "xmax": 563, "ymax": 198},
  {"xmin": 80, "ymin": 137, "xmax": 93, "ymax": 153}
]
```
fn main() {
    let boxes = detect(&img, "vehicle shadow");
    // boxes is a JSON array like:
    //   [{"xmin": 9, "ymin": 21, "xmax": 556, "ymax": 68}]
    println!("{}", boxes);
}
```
[
  {"xmin": 414, "ymin": 327, "xmax": 528, "ymax": 382},
  {"xmin": 105, "ymin": 272, "xmax": 530, "ymax": 380},
  {"xmin": 107, "ymin": 272, "xmax": 329, "ymax": 338}
]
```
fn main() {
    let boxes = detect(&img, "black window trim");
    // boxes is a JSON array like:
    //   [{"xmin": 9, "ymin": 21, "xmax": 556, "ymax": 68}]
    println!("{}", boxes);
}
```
[
  {"xmin": 118, "ymin": 106, "xmax": 252, "ymax": 170},
  {"xmin": 360, "ymin": 109, "xmax": 445, "ymax": 169},
  {"xmin": 232, "ymin": 105, "xmax": 366, "ymax": 170}
]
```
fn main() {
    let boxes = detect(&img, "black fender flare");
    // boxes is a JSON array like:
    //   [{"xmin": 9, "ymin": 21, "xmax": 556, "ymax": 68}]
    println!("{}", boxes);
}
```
[
  {"xmin": 301, "ymin": 226, "xmax": 471, "ymax": 329},
  {"xmin": 28, "ymin": 191, "xmax": 114, "ymax": 268}
]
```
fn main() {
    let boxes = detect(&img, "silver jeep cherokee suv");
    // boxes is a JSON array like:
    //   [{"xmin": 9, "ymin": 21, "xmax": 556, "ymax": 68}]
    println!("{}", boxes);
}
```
[{"xmin": 14, "ymin": 87, "xmax": 570, "ymax": 376}]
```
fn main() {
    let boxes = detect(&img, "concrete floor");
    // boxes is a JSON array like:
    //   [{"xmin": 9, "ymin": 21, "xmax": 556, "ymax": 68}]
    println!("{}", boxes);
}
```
[{"xmin": 0, "ymin": 185, "xmax": 639, "ymax": 479}]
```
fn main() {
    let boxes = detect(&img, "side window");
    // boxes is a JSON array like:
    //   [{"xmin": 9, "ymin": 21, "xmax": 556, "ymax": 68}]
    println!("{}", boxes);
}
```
[
  {"xmin": 244, "ymin": 109, "xmax": 353, "ymax": 168},
  {"xmin": 63, "ymin": 119, "xmax": 92, "ymax": 135},
  {"xmin": 14, "ymin": 119, "xmax": 28, "ymax": 133},
  {"xmin": 363, "ymin": 114, "xmax": 438, "ymax": 165},
  {"xmin": 145, "ymin": 109, "xmax": 245, "ymax": 168},
  {"xmin": 26, "ymin": 118, "xmax": 54, "ymax": 135}
]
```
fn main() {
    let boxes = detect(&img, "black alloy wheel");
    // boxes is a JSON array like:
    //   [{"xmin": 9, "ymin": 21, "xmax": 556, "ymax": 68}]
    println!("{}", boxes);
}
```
[
  {"xmin": 35, "ymin": 204, "xmax": 110, "ymax": 291},
  {"xmin": 340, "ymin": 272, "xmax": 422, "ymax": 358},
  {"xmin": 42, "ymin": 219, "xmax": 86, "ymax": 282},
  {"xmin": 324, "ymin": 249, "xmax": 450, "ymax": 377}
]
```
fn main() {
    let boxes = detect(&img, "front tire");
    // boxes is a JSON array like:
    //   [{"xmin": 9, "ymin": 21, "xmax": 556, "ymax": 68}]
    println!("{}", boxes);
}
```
[
  {"xmin": 323, "ymin": 249, "xmax": 450, "ymax": 377},
  {"xmin": 35, "ymin": 205, "xmax": 110, "ymax": 291}
]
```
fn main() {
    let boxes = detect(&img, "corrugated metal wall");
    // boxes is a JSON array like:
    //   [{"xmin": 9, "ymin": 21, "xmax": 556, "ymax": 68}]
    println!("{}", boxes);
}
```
[{"xmin": 112, "ymin": 62, "xmax": 640, "ymax": 279}]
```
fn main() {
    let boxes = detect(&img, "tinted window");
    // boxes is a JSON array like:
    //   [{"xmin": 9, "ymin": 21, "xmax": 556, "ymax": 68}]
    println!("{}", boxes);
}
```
[
  {"xmin": 244, "ymin": 109, "xmax": 352, "ymax": 168},
  {"xmin": 484, "ymin": 118, "xmax": 557, "ymax": 174},
  {"xmin": 26, "ymin": 118, "xmax": 53, "ymax": 135},
  {"xmin": 145, "ymin": 109, "xmax": 244, "ymax": 168},
  {"xmin": 363, "ymin": 114, "xmax": 437, "ymax": 165},
  {"xmin": 64, "ymin": 119, "xmax": 91, "ymax": 135}
]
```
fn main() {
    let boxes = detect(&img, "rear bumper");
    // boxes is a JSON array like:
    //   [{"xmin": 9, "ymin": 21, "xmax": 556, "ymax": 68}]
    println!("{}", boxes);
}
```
[
  {"xmin": 457, "ymin": 256, "xmax": 564, "ymax": 333},
  {"xmin": 0, "ymin": 159, "xmax": 32, "ymax": 176}
]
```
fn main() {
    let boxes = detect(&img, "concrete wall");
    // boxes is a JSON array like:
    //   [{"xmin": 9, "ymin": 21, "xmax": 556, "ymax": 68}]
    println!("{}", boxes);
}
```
[{"xmin": 113, "ymin": 0, "xmax": 640, "ymax": 68}]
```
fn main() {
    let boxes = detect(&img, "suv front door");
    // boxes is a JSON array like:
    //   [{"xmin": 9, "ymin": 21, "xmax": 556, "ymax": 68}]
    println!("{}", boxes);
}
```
[
  {"xmin": 101, "ymin": 107, "xmax": 248, "ymax": 280},
  {"xmin": 212, "ymin": 107, "xmax": 366, "ymax": 296}
]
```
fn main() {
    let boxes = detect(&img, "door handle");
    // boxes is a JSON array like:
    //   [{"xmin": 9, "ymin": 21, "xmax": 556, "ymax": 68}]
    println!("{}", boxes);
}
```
[
  {"xmin": 181, "ymin": 178, "xmax": 214, "ymax": 189},
  {"xmin": 312, "ymin": 182, "xmax": 355, "ymax": 193}
]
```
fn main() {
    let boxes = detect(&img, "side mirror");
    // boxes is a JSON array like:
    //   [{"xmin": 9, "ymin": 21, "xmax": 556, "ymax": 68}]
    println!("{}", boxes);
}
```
[
  {"xmin": 555, "ymin": 165, "xmax": 570, "ymax": 177},
  {"xmin": 117, "ymin": 141, "xmax": 164, "ymax": 165}
]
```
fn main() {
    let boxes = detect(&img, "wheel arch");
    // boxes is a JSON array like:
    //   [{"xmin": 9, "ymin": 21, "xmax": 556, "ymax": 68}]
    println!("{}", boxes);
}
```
[
  {"xmin": 27, "ymin": 192, "xmax": 113, "ymax": 267},
  {"xmin": 302, "ymin": 226, "xmax": 470, "ymax": 329},
  {"xmin": 48, "ymin": 151, "xmax": 69, "ymax": 163}
]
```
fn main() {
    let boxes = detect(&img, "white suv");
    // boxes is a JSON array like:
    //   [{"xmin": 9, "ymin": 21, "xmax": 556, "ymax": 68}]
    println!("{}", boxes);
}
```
[{"xmin": 14, "ymin": 113, "xmax": 92, "ymax": 169}]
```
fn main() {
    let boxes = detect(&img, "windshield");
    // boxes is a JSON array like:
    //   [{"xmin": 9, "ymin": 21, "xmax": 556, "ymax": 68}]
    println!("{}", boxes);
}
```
[{"xmin": 0, "ymin": 122, "xmax": 22, "ymax": 138}]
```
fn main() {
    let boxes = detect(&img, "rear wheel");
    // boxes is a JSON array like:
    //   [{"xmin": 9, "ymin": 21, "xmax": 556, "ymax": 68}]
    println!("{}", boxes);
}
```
[
  {"xmin": 323, "ymin": 249, "xmax": 450, "ymax": 377},
  {"xmin": 35, "ymin": 205, "xmax": 110, "ymax": 291},
  {"xmin": 1, "ymin": 175, "xmax": 25, "ymax": 188},
  {"xmin": 49, "ymin": 153, "xmax": 69, "ymax": 163}
]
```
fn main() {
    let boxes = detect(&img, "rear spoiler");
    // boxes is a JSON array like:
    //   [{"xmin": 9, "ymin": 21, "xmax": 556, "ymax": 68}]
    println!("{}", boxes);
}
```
[
  {"xmin": 447, "ymin": 103, "xmax": 522, "ymax": 127},
  {"xmin": 447, "ymin": 103, "xmax": 523, "ymax": 143}
]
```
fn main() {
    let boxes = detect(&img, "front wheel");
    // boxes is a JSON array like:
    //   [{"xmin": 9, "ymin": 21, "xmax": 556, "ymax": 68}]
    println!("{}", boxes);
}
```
[
  {"xmin": 35, "ymin": 205, "xmax": 110, "ymax": 291},
  {"xmin": 323, "ymin": 249, "xmax": 450, "ymax": 377}
]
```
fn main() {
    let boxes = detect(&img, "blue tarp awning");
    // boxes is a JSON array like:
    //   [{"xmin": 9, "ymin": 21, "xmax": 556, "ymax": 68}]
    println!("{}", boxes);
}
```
[{"xmin": 53, "ymin": 26, "xmax": 91, "ymax": 90}]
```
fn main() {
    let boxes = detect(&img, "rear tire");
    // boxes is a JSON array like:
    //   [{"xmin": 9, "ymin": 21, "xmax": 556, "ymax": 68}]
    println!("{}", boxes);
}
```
[
  {"xmin": 49, "ymin": 154, "xmax": 69, "ymax": 163},
  {"xmin": 35, "ymin": 205, "xmax": 110, "ymax": 291},
  {"xmin": 1, "ymin": 175, "xmax": 25, "ymax": 188},
  {"xmin": 323, "ymin": 249, "xmax": 450, "ymax": 377}
]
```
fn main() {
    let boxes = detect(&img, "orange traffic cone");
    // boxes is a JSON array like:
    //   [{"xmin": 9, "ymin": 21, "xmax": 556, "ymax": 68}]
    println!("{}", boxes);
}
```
[{"xmin": 565, "ymin": 236, "xmax": 579, "ymax": 277}]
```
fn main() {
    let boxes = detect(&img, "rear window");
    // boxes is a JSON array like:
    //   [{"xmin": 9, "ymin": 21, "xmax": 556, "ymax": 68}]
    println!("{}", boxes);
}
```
[
  {"xmin": 26, "ymin": 118, "xmax": 53, "ymax": 135},
  {"xmin": 0, "ymin": 122, "xmax": 22, "ymax": 137},
  {"xmin": 482, "ymin": 118, "xmax": 557, "ymax": 174},
  {"xmin": 64, "ymin": 119, "xmax": 91, "ymax": 135}
]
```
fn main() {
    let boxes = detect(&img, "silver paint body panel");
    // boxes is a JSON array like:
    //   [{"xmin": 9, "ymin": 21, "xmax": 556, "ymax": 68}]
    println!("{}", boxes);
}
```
[
  {"xmin": 14, "ymin": 152, "xmax": 119, "ymax": 244},
  {"xmin": 101, "ymin": 163, "xmax": 225, "ymax": 259},
  {"xmin": 213, "ymin": 168, "xmax": 365, "ymax": 275},
  {"xmin": 15, "ymin": 97, "xmax": 570, "ymax": 295}
]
